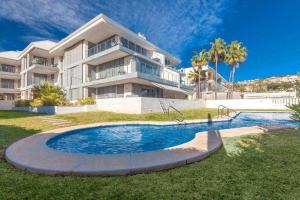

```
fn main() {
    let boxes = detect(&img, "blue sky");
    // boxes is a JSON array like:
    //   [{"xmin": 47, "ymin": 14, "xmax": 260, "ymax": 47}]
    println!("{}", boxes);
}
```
[{"xmin": 0, "ymin": 0, "xmax": 299, "ymax": 81}]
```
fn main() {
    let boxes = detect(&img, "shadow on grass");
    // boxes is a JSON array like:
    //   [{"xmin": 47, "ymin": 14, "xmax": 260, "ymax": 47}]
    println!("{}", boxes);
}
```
[
  {"xmin": 0, "ymin": 124, "xmax": 42, "ymax": 154},
  {"xmin": 0, "ymin": 110, "xmax": 46, "ymax": 119}
]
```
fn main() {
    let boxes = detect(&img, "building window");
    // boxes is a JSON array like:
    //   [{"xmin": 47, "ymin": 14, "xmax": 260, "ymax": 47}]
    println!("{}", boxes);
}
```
[
  {"xmin": 96, "ymin": 84, "xmax": 124, "ymax": 99},
  {"xmin": 0, "ymin": 93, "xmax": 14, "ymax": 100},
  {"xmin": 136, "ymin": 58, "xmax": 160, "ymax": 77},
  {"xmin": 1, "ymin": 79, "xmax": 15, "ymax": 89},
  {"xmin": 97, "ymin": 58, "xmax": 125, "ymax": 79},
  {"xmin": 121, "ymin": 37, "xmax": 147, "ymax": 56}
]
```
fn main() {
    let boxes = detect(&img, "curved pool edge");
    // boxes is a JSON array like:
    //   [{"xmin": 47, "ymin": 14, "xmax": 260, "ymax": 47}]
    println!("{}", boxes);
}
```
[
  {"xmin": 5, "ymin": 128, "xmax": 223, "ymax": 176},
  {"xmin": 6, "ymin": 121, "xmax": 292, "ymax": 176}
]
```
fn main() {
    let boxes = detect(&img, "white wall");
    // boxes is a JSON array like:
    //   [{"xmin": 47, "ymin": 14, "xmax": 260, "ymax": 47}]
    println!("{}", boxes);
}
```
[
  {"xmin": 205, "ymin": 99, "xmax": 293, "ymax": 110},
  {"xmin": 14, "ymin": 105, "xmax": 98, "ymax": 114},
  {"xmin": 96, "ymin": 98, "xmax": 142, "ymax": 114},
  {"xmin": 140, "ymin": 97, "xmax": 205, "ymax": 113},
  {"xmin": 0, "ymin": 100, "xmax": 14, "ymax": 110}
]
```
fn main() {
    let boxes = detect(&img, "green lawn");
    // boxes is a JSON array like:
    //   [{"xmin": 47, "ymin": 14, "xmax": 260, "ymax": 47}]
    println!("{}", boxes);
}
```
[{"xmin": 1, "ymin": 110, "xmax": 300, "ymax": 199}]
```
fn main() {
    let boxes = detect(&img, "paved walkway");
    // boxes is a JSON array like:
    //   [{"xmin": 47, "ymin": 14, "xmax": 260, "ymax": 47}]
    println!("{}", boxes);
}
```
[{"xmin": 38, "ymin": 116, "xmax": 72, "ymax": 127}]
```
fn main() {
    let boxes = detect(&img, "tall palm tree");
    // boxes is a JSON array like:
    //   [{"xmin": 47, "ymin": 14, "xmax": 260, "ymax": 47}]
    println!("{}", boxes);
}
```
[
  {"xmin": 208, "ymin": 38, "xmax": 226, "ymax": 99},
  {"xmin": 225, "ymin": 41, "xmax": 247, "ymax": 98},
  {"xmin": 191, "ymin": 49, "xmax": 208, "ymax": 99}
]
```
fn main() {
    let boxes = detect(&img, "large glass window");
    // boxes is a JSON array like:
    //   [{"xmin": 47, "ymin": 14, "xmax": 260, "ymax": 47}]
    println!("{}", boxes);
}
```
[
  {"xmin": 120, "ymin": 37, "xmax": 147, "ymax": 56},
  {"xmin": 1, "ymin": 79, "xmax": 15, "ymax": 89},
  {"xmin": 32, "ymin": 73, "xmax": 47, "ymax": 85},
  {"xmin": 31, "ymin": 56, "xmax": 48, "ymax": 66},
  {"xmin": 96, "ymin": 84, "xmax": 124, "ymax": 98},
  {"xmin": 98, "ymin": 58, "xmax": 125, "ymax": 79},
  {"xmin": 137, "ymin": 58, "xmax": 160, "ymax": 77}
]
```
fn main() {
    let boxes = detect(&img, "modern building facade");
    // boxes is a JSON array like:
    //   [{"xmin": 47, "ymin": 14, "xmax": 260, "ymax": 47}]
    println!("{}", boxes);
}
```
[
  {"xmin": 0, "ymin": 51, "xmax": 21, "ymax": 100},
  {"xmin": 1, "ymin": 14, "xmax": 227, "ymax": 103}
]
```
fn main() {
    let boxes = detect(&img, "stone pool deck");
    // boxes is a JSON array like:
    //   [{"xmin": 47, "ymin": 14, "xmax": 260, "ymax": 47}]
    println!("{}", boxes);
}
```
[{"xmin": 5, "ymin": 116, "xmax": 295, "ymax": 176}]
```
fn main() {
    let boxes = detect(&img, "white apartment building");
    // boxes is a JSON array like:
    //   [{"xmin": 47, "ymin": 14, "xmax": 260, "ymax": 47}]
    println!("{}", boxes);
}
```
[
  {"xmin": 0, "ymin": 51, "xmax": 21, "ymax": 100},
  {"xmin": 180, "ymin": 66, "xmax": 227, "ymax": 95},
  {"xmin": 1, "ymin": 14, "xmax": 231, "ymax": 105}
]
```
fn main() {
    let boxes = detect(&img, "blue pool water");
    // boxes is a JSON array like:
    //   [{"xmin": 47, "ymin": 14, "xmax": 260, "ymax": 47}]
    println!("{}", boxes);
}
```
[{"xmin": 47, "ymin": 112, "xmax": 299, "ymax": 155}]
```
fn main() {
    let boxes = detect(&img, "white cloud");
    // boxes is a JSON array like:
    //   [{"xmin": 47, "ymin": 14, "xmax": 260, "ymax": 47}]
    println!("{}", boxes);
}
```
[{"xmin": 0, "ymin": 0, "xmax": 234, "ymax": 55}]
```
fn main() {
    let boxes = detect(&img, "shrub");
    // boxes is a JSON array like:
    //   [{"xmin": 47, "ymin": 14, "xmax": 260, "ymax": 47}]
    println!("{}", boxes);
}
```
[
  {"xmin": 287, "ymin": 104, "xmax": 300, "ymax": 121},
  {"xmin": 30, "ymin": 99, "xmax": 43, "ymax": 107},
  {"xmin": 31, "ymin": 82, "xmax": 67, "ymax": 107},
  {"xmin": 15, "ymin": 100, "xmax": 31, "ymax": 107},
  {"xmin": 79, "ymin": 97, "xmax": 96, "ymax": 105}
]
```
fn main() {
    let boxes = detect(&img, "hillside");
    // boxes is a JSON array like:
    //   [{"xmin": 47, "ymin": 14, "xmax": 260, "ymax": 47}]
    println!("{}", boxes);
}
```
[{"xmin": 233, "ymin": 74, "xmax": 300, "ymax": 92}]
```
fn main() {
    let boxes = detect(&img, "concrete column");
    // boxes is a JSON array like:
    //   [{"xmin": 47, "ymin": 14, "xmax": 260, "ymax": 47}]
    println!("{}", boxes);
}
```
[
  {"xmin": 124, "ymin": 83, "xmax": 133, "ymax": 97},
  {"xmin": 26, "ymin": 54, "xmax": 30, "ymax": 69},
  {"xmin": 82, "ymin": 64, "xmax": 88, "ymax": 83},
  {"xmin": 83, "ymin": 87, "xmax": 88, "ymax": 98},
  {"xmin": 82, "ymin": 40, "xmax": 89, "ymax": 59}
]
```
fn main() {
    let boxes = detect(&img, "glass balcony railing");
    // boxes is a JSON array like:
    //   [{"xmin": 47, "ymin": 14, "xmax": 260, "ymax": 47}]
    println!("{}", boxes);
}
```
[
  {"xmin": 0, "ymin": 82, "xmax": 15, "ymax": 89},
  {"xmin": 88, "ymin": 36, "xmax": 119, "ymax": 57},
  {"xmin": 0, "ymin": 65, "xmax": 17, "ymax": 73}
]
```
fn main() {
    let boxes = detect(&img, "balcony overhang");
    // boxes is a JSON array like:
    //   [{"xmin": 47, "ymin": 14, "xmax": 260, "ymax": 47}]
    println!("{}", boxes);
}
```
[
  {"xmin": 0, "ymin": 57, "xmax": 20, "ymax": 66},
  {"xmin": 0, "ymin": 71, "xmax": 20, "ymax": 79},
  {"xmin": 83, "ymin": 45, "xmax": 129, "ymax": 66},
  {"xmin": 0, "ymin": 88, "xmax": 20, "ymax": 94},
  {"xmin": 24, "ymin": 64, "xmax": 59, "ymax": 74},
  {"xmin": 150, "ymin": 82, "xmax": 191, "ymax": 95}
]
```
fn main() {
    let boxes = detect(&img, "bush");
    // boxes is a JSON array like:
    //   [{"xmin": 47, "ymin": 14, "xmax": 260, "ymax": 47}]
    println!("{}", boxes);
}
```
[
  {"xmin": 79, "ymin": 97, "xmax": 96, "ymax": 105},
  {"xmin": 15, "ymin": 100, "xmax": 31, "ymax": 107},
  {"xmin": 287, "ymin": 104, "xmax": 300, "ymax": 121},
  {"xmin": 31, "ymin": 83, "xmax": 67, "ymax": 107},
  {"xmin": 30, "ymin": 99, "xmax": 43, "ymax": 107}
]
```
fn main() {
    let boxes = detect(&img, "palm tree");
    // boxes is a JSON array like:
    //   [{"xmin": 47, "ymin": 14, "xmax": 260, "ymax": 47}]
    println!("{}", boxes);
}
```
[
  {"xmin": 191, "ymin": 49, "xmax": 208, "ymax": 99},
  {"xmin": 208, "ymin": 38, "xmax": 226, "ymax": 99},
  {"xmin": 225, "ymin": 41, "xmax": 247, "ymax": 98}
]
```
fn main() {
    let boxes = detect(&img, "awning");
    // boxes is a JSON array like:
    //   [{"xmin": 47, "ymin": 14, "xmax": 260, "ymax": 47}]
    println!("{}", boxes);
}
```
[{"xmin": 150, "ymin": 82, "xmax": 191, "ymax": 95}]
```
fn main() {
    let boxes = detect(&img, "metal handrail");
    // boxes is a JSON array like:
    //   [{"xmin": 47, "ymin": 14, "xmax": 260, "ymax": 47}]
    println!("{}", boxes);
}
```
[
  {"xmin": 218, "ymin": 105, "xmax": 237, "ymax": 118},
  {"xmin": 168, "ymin": 105, "xmax": 184, "ymax": 123},
  {"xmin": 159, "ymin": 100, "xmax": 184, "ymax": 123}
]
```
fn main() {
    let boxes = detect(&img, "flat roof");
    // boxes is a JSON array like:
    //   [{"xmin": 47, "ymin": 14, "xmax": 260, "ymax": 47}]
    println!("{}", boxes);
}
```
[
  {"xmin": 50, "ymin": 14, "xmax": 180, "ymax": 64},
  {"xmin": 18, "ymin": 40, "xmax": 57, "ymax": 59}
]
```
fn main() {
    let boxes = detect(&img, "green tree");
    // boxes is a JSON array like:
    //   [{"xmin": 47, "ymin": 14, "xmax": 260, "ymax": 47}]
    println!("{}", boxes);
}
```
[
  {"xmin": 208, "ymin": 38, "xmax": 226, "ymax": 99},
  {"xmin": 191, "ymin": 49, "xmax": 208, "ymax": 98},
  {"xmin": 225, "ymin": 41, "xmax": 247, "ymax": 98}
]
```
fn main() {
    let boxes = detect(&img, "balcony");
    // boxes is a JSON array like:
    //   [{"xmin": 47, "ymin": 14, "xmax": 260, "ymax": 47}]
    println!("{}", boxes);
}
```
[
  {"xmin": 85, "ymin": 35, "xmax": 166, "ymax": 67},
  {"xmin": 85, "ymin": 61, "xmax": 179, "ymax": 88},
  {"xmin": 26, "ymin": 59, "xmax": 59, "ymax": 74},
  {"xmin": 0, "ymin": 65, "xmax": 20, "ymax": 79},
  {"xmin": 27, "ymin": 79, "xmax": 54, "ymax": 87}
]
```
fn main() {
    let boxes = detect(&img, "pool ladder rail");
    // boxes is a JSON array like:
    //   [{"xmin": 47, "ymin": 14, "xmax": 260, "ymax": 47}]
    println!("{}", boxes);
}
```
[
  {"xmin": 218, "ymin": 105, "xmax": 238, "ymax": 119},
  {"xmin": 159, "ymin": 101, "xmax": 184, "ymax": 123}
]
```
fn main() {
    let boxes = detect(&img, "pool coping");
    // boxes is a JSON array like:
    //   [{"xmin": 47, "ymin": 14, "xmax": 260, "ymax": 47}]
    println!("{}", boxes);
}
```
[{"xmin": 5, "ymin": 113, "xmax": 295, "ymax": 176}]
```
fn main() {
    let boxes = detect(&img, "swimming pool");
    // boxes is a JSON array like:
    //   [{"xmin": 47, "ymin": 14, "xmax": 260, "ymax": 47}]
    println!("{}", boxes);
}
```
[{"xmin": 47, "ymin": 112, "xmax": 299, "ymax": 155}]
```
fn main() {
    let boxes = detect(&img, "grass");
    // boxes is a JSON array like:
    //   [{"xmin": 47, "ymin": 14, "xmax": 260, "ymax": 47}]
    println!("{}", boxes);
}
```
[
  {"xmin": 56, "ymin": 108, "xmax": 218, "ymax": 125},
  {"xmin": 1, "ymin": 110, "xmax": 300, "ymax": 199}
]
